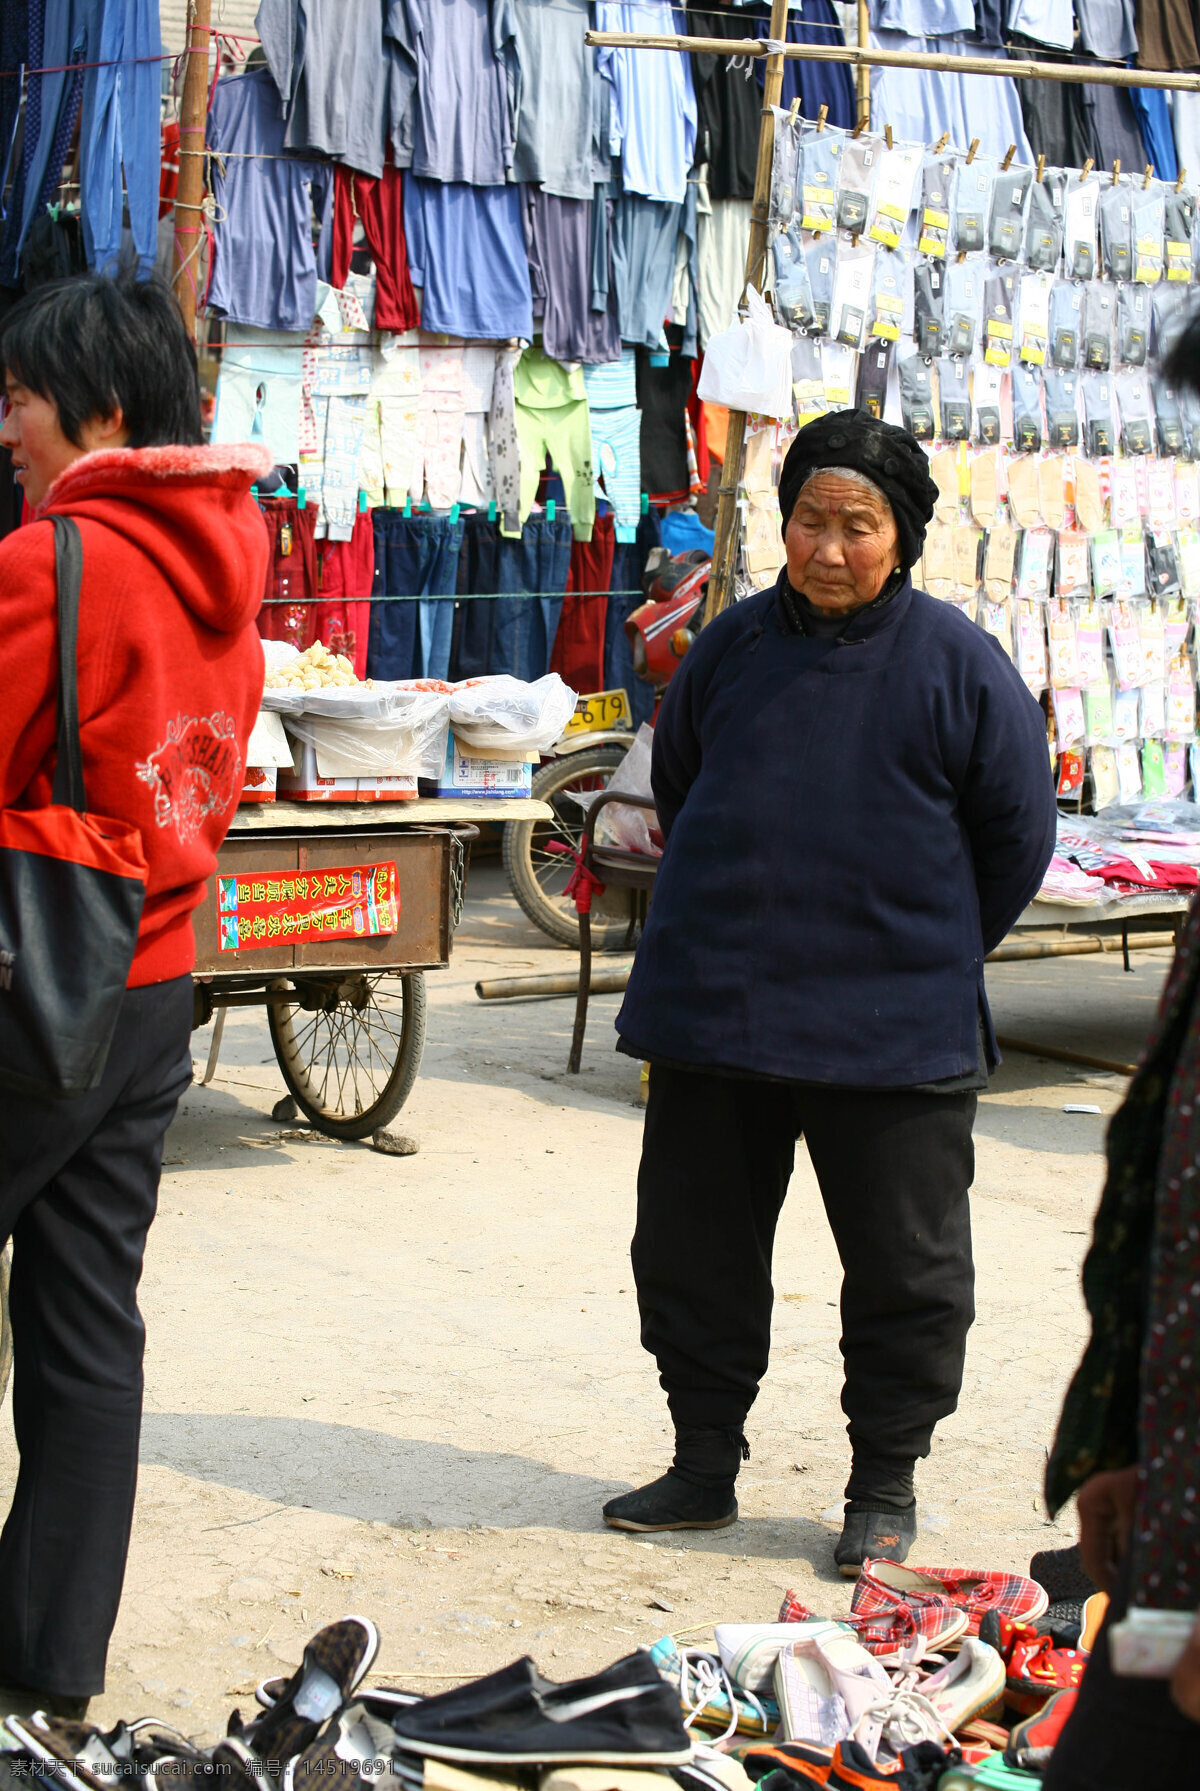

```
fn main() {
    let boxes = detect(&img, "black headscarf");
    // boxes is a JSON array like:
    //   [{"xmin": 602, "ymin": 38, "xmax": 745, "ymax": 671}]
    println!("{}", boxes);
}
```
[{"xmin": 778, "ymin": 410, "xmax": 939, "ymax": 573}]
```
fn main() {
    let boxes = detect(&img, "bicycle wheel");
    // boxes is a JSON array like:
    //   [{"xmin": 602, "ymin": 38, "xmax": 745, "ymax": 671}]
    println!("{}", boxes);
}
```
[
  {"xmin": 268, "ymin": 972, "xmax": 426, "ymax": 1140},
  {"xmin": 502, "ymin": 745, "xmax": 632, "ymax": 949}
]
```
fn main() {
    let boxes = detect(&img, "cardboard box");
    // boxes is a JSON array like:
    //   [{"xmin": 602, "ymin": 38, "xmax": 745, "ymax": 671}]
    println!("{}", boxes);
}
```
[
  {"xmin": 437, "ymin": 734, "xmax": 534, "ymax": 799},
  {"xmin": 356, "ymin": 774, "xmax": 419, "ymax": 802},
  {"xmin": 241, "ymin": 764, "xmax": 278, "ymax": 803},
  {"xmin": 277, "ymin": 737, "xmax": 361, "ymax": 802}
]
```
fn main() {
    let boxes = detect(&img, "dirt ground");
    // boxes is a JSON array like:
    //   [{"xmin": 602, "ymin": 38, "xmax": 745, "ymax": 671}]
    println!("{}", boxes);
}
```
[{"xmin": 0, "ymin": 857, "xmax": 1176, "ymax": 1735}]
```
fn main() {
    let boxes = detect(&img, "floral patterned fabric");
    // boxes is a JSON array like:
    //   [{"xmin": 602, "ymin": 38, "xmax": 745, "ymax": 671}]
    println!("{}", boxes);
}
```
[{"xmin": 1046, "ymin": 892, "xmax": 1200, "ymax": 1611}]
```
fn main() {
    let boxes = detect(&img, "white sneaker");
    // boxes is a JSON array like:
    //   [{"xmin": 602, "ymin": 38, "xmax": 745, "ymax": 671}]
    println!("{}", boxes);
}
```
[{"xmin": 900, "ymin": 1636, "xmax": 1006, "ymax": 1731}]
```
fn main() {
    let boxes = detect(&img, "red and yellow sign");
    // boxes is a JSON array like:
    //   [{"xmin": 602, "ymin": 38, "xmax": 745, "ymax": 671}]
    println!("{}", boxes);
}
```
[{"xmin": 216, "ymin": 861, "xmax": 398, "ymax": 952}]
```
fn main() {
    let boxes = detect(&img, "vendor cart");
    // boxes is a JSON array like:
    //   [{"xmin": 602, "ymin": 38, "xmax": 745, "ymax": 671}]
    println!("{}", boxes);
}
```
[{"xmin": 192, "ymin": 796, "xmax": 549, "ymax": 1139}]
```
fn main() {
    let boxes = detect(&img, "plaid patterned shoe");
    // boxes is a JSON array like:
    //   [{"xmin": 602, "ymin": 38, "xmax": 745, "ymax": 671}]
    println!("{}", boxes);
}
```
[
  {"xmin": 776, "ymin": 1589, "xmax": 967, "ymax": 1664},
  {"xmin": 852, "ymin": 1560, "xmax": 1049, "ymax": 1637}
]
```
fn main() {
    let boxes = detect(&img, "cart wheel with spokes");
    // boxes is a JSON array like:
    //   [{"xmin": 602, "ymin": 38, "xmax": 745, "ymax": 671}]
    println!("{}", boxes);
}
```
[
  {"xmin": 502, "ymin": 744, "xmax": 632, "ymax": 949},
  {"xmin": 267, "ymin": 971, "xmax": 426, "ymax": 1140}
]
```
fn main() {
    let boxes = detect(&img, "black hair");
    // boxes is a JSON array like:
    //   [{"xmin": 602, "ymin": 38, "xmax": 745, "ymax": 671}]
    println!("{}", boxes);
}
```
[
  {"xmin": 1165, "ymin": 308, "xmax": 1200, "ymax": 398},
  {"xmin": 0, "ymin": 271, "xmax": 203, "ymax": 448}
]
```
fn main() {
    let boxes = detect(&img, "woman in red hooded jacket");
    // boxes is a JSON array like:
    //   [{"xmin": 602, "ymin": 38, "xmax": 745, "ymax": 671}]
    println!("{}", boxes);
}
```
[{"xmin": 0, "ymin": 274, "xmax": 269, "ymax": 1713}]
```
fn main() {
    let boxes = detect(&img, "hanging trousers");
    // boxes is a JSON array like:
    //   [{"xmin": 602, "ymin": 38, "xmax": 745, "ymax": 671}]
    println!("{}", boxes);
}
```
[
  {"xmin": 631, "ymin": 1066, "xmax": 977, "ymax": 1480},
  {"xmin": 0, "ymin": 975, "xmax": 193, "ymax": 1697}
]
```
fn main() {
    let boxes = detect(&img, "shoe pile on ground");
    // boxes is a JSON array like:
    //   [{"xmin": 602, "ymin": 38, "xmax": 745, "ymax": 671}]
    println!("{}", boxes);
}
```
[{"xmin": 0, "ymin": 1552, "xmax": 1102, "ymax": 1791}]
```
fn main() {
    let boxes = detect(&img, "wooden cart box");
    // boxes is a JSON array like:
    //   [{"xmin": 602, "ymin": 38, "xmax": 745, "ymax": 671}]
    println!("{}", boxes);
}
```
[{"xmin": 193, "ymin": 830, "xmax": 453, "ymax": 975}]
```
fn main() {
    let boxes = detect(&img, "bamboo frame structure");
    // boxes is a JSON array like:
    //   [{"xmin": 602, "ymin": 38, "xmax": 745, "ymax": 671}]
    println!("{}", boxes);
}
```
[
  {"xmin": 171, "ymin": 0, "xmax": 213, "ymax": 342},
  {"xmin": 586, "ymin": 24, "xmax": 1200, "ymax": 620}
]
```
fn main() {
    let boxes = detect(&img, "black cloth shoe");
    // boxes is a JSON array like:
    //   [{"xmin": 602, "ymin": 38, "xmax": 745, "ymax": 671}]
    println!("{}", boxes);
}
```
[
  {"xmin": 1028, "ymin": 1543, "xmax": 1097, "ymax": 1604},
  {"xmin": 387, "ymin": 1651, "xmax": 692, "ymax": 1764},
  {"xmin": 834, "ymin": 1500, "xmax": 918, "ymax": 1576},
  {"xmin": 603, "ymin": 1470, "xmax": 737, "ymax": 1532},
  {"xmin": 236, "ymin": 1617, "xmax": 379, "ymax": 1769},
  {"xmin": 0, "ymin": 1688, "xmax": 90, "ymax": 1721}
]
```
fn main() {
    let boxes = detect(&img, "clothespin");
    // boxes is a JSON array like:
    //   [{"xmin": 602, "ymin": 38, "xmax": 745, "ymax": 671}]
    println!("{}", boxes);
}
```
[
  {"xmin": 450, "ymin": 504, "xmax": 460, "ymax": 524},
  {"xmin": 1144, "ymin": 163, "xmax": 1154, "ymax": 189},
  {"xmin": 1081, "ymin": 157, "xmax": 1094, "ymax": 181},
  {"xmin": 403, "ymin": 493, "xmax": 413, "ymax": 517},
  {"xmin": 297, "ymin": 486, "xmax": 306, "ymax": 510},
  {"xmin": 1177, "ymin": 167, "xmax": 1188, "ymax": 192},
  {"xmin": 1036, "ymin": 154, "xmax": 1045, "ymax": 185},
  {"xmin": 885, "ymin": 124, "xmax": 894, "ymax": 151},
  {"xmin": 487, "ymin": 498, "xmax": 497, "ymax": 521},
  {"xmin": 1001, "ymin": 144, "xmax": 1015, "ymax": 172},
  {"xmin": 357, "ymin": 489, "xmax": 368, "ymax": 513},
  {"xmin": 641, "ymin": 492, "xmax": 649, "ymax": 515},
  {"xmin": 966, "ymin": 138, "xmax": 979, "ymax": 165},
  {"xmin": 816, "ymin": 103, "xmax": 828, "ymax": 132},
  {"xmin": 1112, "ymin": 159, "xmax": 1121, "ymax": 184},
  {"xmin": 547, "ymin": 499, "xmax": 556, "ymax": 522},
  {"xmin": 935, "ymin": 132, "xmax": 949, "ymax": 155},
  {"xmin": 788, "ymin": 97, "xmax": 800, "ymax": 127},
  {"xmin": 852, "ymin": 115, "xmax": 867, "ymax": 138}
]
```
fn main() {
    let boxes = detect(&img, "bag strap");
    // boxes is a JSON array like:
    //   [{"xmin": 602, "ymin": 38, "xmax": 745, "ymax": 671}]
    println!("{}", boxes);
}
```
[{"xmin": 46, "ymin": 514, "xmax": 86, "ymax": 813}]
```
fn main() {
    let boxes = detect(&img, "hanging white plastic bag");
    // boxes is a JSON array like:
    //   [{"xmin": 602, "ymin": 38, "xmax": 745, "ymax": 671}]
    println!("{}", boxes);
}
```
[
  {"xmin": 696, "ymin": 286, "xmax": 793, "ymax": 420},
  {"xmin": 448, "ymin": 674, "xmax": 577, "ymax": 753},
  {"xmin": 577, "ymin": 724, "xmax": 660, "ymax": 856}
]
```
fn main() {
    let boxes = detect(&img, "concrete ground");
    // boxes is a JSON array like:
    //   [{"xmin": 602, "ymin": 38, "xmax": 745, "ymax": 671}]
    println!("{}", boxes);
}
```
[{"xmin": 0, "ymin": 860, "xmax": 1176, "ymax": 1735}]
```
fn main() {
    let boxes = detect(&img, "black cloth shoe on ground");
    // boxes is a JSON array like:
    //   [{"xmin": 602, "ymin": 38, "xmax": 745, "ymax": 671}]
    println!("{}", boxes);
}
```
[
  {"xmin": 1028, "ymin": 1543, "xmax": 1097, "ymax": 1603},
  {"xmin": 834, "ymin": 1500, "xmax": 918, "ymax": 1576},
  {"xmin": 236, "ymin": 1616, "xmax": 379, "ymax": 1768},
  {"xmin": 387, "ymin": 1651, "xmax": 693, "ymax": 1763},
  {"xmin": 603, "ymin": 1470, "xmax": 737, "ymax": 1532},
  {"xmin": 0, "ymin": 1686, "xmax": 90, "ymax": 1721}
]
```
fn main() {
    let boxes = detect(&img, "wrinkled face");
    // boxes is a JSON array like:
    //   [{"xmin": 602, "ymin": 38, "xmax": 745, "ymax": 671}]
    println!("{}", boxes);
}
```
[
  {"xmin": 0, "ymin": 377, "xmax": 127, "ymax": 508},
  {"xmin": 784, "ymin": 471, "xmax": 901, "ymax": 613}
]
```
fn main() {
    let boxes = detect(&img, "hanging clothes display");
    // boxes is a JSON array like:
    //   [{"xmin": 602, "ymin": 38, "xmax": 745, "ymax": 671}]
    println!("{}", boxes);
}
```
[
  {"xmin": 754, "ymin": 1, "xmax": 856, "ymax": 132},
  {"xmin": 403, "ymin": 177, "xmax": 532, "ymax": 340},
  {"xmin": 255, "ymin": 0, "xmax": 412, "ymax": 179},
  {"xmin": 870, "ymin": 34, "xmax": 1034, "ymax": 164},
  {"xmin": 395, "ymin": 0, "xmax": 518, "ymax": 184},
  {"xmin": 524, "ymin": 188, "xmax": 621, "ymax": 366},
  {"xmin": 511, "ymin": 0, "xmax": 595, "ymax": 199},
  {"xmin": 595, "ymin": 0, "xmax": 697, "ymax": 205},
  {"xmin": 329, "ymin": 164, "xmax": 419, "ymax": 333},
  {"xmin": 686, "ymin": 6, "xmax": 762, "ymax": 202},
  {"xmin": 513, "ymin": 346, "xmax": 596, "ymax": 541}
]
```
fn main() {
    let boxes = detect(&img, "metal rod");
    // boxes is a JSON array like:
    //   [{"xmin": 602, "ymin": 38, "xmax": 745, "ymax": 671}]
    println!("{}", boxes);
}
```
[
  {"xmin": 702, "ymin": 0, "xmax": 790, "ymax": 627},
  {"xmin": 996, "ymin": 1036, "xmax": 1137, "ymax": 1076},
  {"xmin": 475, "ymin": 966, "xmax": 632, "ymax": 1001},
  {"xmin": 585, "ymin": 30, "xmax": 1200, "ymax": 93},
  {"xmin": 171, "ymin": 0, "xmax": 212, "ymax": 341}
]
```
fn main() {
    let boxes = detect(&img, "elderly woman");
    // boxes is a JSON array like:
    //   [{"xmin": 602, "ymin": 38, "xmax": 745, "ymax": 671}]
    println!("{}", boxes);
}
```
[{"xmin": 604, "ymin": 410, "xmax": 1056, "ymax": 1571}]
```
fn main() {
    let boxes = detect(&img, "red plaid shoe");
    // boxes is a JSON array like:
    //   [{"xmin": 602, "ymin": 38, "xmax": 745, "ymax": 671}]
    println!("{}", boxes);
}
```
[
  {"xmin": 851, "ymin": 1561, "xmax": 1049, "ymax": 1637},
  {"xmin": 777, "ymin": 1587, "xmax": 967, "ymax": 1664}
]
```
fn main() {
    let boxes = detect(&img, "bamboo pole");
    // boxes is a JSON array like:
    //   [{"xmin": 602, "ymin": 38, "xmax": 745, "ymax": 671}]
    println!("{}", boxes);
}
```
[
  {"xmin": 701, "ymin": 0, "xmax": 790, "ymax": 625},
  {"xmin": 585, "ymin": 30, "xmax": 1200, "ymax": 93},
  {"xmin": 171, "ymin": 0, "xmax": 212, "ymax": 342},
  {"xmin": 856, "ymin": 0, "xmax": 870, "ymax": 126}
]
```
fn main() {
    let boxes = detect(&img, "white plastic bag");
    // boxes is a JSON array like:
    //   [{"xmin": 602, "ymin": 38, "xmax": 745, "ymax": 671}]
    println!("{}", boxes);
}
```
[
  {"xmin": 590, "ymin": 724, "xmax": 660, "ymax": 856},
  {"xmin": 696, "ymin": 285, "xmax": 794, "ymax": 420},
  {"xmin": 283, "ymin": 685, "xmax": 450, "ymax": 778},
  {"xmin": 448, "ymin": 674, "xmax": 577, "ymax": 753}
]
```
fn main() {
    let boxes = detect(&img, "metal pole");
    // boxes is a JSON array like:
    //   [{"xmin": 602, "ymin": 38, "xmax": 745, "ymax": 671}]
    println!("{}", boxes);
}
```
[
  {"xmin": 702, "ymin": 0, "xmax": 790, "ymax": 625},
  {"xmin": 171, "ymin": 0, "xmax": 212, "ymax": 342},
  {"xmin": 585, "ymin": 30, "xmax": 1200, "ymax": 94}
]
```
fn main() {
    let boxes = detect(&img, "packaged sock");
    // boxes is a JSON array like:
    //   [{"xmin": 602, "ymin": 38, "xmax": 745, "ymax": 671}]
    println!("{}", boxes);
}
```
[
  {"xmin": 937, "ymin": 357, "xmax": 970, "ymax": 441},
  {"xmin": 970, "ymin": 445, "xmax": 998, "ymax": 525},
  {"xmin": 913, "ymin": 258, "xmax": 946, "ymax": 356},
  {"xmin": 944, "ymin": 256, "xmax": 982, "ymax": 357},
  {"xmin": 1116, "ymin": 282, "xmax": 1150, "ymax": 366},
  {"xmin": 1025, "ymin": 174, "xmax": 1065, "ymax": 272},
  {"xmin": 989, "ymin": 165, "xmax": 1032, "ymax": 260},
  {"xmin": 1019, "ymin": 270, "xmax": 1052, "ymax": 366},
  {"xmin": 1153, "ymin": 378, "xmax": 1185, "ymax": 456},
  {"xmin": 1075, "ymin": 456, "xmax": 1105, "ymax": 532},
  {"xmin": 972, "ymin": 358, "xmax": 1003, "ymax": 445},
  {"xmin": 1132, "ymin": 186, "xmax": 1165, "ymax": 286},
  {"xmin": 984, "ymin": 267, "xmax": 1017, "ymax": 368},
  {"xmin": 1115, "ymin": 367, "xmax": 1153, "ymax": 455},
  {"xmin": 984, "ymin": 519, "xmax": 1018, "ymax": 600},
  {"xmin": 931, "ymin": 444, "xmax": 961, "ymax": 521},
  {"xmin": 1012, "ymin": 361, "xmax": 1045, "ymax": 454},
  {"xmin": 804, "ymin": 236, "xmax": 835, "ymax": 335},
  {"xmin": 856, "ymin": 340, "xmax": 892, "ymax": 419},
  {"xmin": 918, "ymin": 151, "xmax": 955, "ymax": 256},
  {"xmin": 868, "ymin": 143, "xmax": 922, "ymax": 250},
  {"xmin": 769, "ymin": 107, "xmax": 801, "ymax": 221},
  {"xmin": 1039, "ymin": 453, "xmax": 1067, "ymax": 528},
  {"xmin": 799, "ymin": 127, "xmax": 841, "ymax": 234},
  {"xmin": 1064, "ymin": 173, "xmax": 1099, "ymax": 279},
  {"xmin": 898, "ymin": 353, "xmax": 935, "ymax": 440},
  {"xmin": 792, "ymin": 334, "xmax": 826, "ymax": 426},
  {"xmin": 1099, "ymin": 180, "xmax": 1134, "ymax": 282},
  {"xmin": 1044, "ymin": 368, "xmax": 1081, "ymax": 449},
  {"xmin": 837, "ymin": 135, "xmax": 880, "ymax": 235},
  {"xmin": 1164, "ymin": 189, "xmax": 1196, "ymax": 282},
  {"xmin": 1049, "ymin": 278, "xmax": 1083, "ymax": 369},
  {"xmin": 867, "ymin": 245, "xmax": 905, "ymax": 345},
  {"xmin": 1082, "ymin": 371, "xmax": 1116, "ymax": 456},
  {"xmin": 1007, "ymin": 451, "xmax": 1042, "ymax": 527},
  {"xmin": 954, "ymin": 156, "xmax": 994, "ymax": 253},
  {"xmin": 772, "ymin": 226, "xmax": 815, "ymax": 331},
  {"xmin": 1153, "ymin": 282, "xmax": 1189, "ymax": 359},
  {"xmin": 1083, "ymin": 283, "xmax": 1115, "ymax": 371},
  {"xmin": 831, "ymin": 241, "xmax": 876, "ymax": 351}
]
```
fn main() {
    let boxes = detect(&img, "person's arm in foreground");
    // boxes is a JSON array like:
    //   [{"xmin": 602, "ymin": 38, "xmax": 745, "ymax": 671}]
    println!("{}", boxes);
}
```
[
  {"xmin": 0, "ymin": 529, "xmax": 59, "ymax": 807},
  {"xmin": 959, "ymin": 651, "xmax": 1058, "ymax": 953}
]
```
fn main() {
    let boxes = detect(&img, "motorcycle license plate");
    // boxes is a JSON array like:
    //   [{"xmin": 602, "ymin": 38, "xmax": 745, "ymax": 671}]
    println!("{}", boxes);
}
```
[{"xmin": 561, "ymin": 689, "xmax": 632, "ymax": 737}]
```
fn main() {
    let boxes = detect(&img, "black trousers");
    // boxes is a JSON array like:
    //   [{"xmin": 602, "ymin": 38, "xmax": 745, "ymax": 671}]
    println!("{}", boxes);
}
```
[
  {"xmin": 0, "ymin": 975, "xmax": 192, "ymax": 1697},
  {"xmin": 631, "ymin": 1066, "xmax": 977, "ymax": 1476}
]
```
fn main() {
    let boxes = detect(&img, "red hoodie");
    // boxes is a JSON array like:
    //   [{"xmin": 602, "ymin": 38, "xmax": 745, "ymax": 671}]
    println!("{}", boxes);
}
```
[{"xmin": 0, "ymin": 442, "xmax": 272, "ymax": 986}]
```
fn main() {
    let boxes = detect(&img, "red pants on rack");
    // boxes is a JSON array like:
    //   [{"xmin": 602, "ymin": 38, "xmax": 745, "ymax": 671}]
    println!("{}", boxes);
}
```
[
  {"xmin": 552, "ymin": 513, "xmax": 615, "ymax": 695},
  {"xmin": 313, "ymin": 508, "xmax": 374, "ymax": 676},
  {"xmin": 330, "ymin": 162, "xmax": 419, "ymax": 333}
]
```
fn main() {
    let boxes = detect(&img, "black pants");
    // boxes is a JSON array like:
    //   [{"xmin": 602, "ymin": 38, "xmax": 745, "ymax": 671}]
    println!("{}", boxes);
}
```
[
  {"xmin": 631, "ymin": 1066, "xmax": 976, "ymax": 1476},
  {"xmin": 1043, "ymin": 1562, "xmax": 1200, "ymax": 1788},
  {"xmin": 0, "ymin": 975, "xmax": 192, "ymax": 1697}
]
